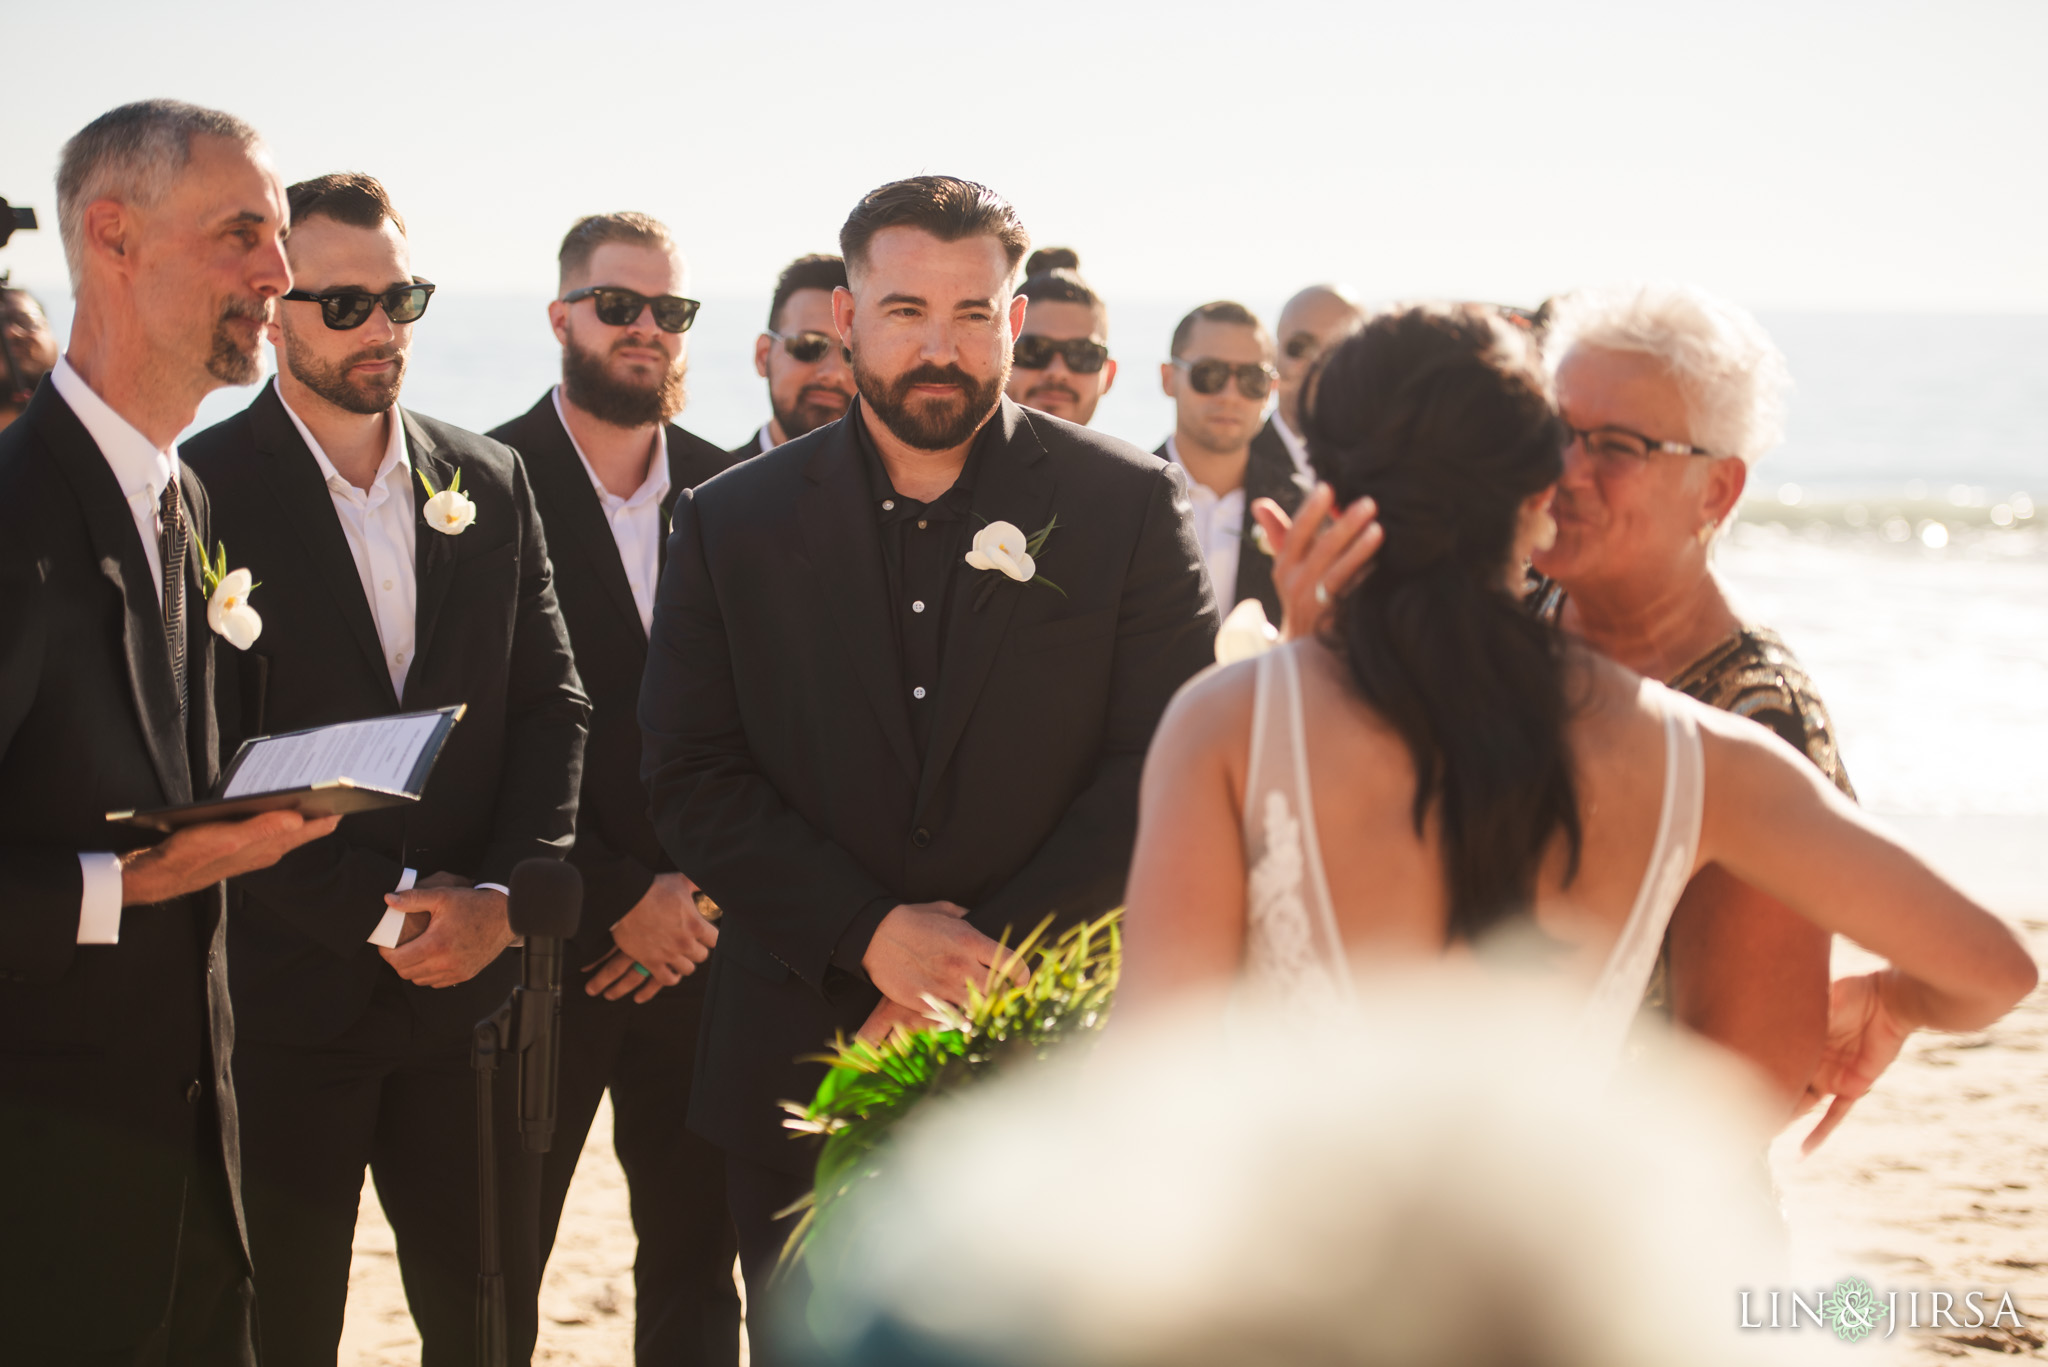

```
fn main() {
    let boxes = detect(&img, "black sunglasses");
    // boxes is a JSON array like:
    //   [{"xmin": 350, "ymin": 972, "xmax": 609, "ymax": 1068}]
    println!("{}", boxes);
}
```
[
  {"xmin": 767, "ymin": 329, "xmax": 835, "ymax": 363},
  {"xmin": 283, "ymin": 279, "xmax": 435, "ymax": 331},
  {"xmin": 564, "ymin": 286, "xmax": 701, "ymax": 333},
  {"xmin": 1174, "ymin": 357, "xmax": 1276, "ymax": 400},
  {"xmin": 1013, "ymin": 333, "xmax": 1110, "ymax": 375},
  {"xmin": 1282, "ymin": 331, "xmax": 1321, "ymax": 362}
]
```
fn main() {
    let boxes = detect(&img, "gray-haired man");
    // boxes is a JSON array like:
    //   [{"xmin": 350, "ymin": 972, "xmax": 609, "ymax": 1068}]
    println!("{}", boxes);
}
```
[{"xmin": 0, "ymin": 99, "xmax": 334, "ymax": 1366}]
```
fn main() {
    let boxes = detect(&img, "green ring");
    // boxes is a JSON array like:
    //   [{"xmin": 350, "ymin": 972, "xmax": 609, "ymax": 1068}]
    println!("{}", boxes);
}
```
[{"xmin": 630, "ymin": 962, "xmax": 652, "ymax": 979}]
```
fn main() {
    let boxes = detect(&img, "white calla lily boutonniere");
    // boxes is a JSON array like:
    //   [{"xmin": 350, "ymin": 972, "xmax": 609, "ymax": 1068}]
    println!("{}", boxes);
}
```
[
  {"xmin": 1214, "ymin": 597, "xmax": 1279, "ymax": 664},
  {"xmin": 418, "ymin": 466, "xmax": 477, "ymax": 535},
  {"xmin": 965, "ymin": 514, "xmax": 1065, "ymax": 609},
  {"xmin": 201, "ymin": 543, "xmax": 263, "ymax": 650}
]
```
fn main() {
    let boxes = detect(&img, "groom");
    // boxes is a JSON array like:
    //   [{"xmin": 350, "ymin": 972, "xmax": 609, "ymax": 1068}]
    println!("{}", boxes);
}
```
[{"xmin": 640, "ymin": 175, "xmax": 1217, "ymax": 1345}]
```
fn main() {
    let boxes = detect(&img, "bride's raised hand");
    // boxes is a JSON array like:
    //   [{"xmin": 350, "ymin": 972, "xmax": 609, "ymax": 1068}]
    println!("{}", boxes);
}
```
[
  {"xmin": 1800, "ymin": 970, "xmax": 1914, "ymax": 1154},
  {"xmin": 1254, "ymin": 484, "xmax": 1381, "ymax": 640}
]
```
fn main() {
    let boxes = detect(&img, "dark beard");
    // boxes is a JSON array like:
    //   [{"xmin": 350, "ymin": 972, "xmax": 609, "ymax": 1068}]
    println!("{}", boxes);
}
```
[
  {"xmin": 281, "ymin": 319, "xmax": 407, "ymax": 415},
  {"xmin": 856, "ymin": 356, "xmax": 1007, "ymax": 452},
  {"xmin": 206, "ymin": 299, "xmax": 269, "ymax": 385},
  {"xmin": 563, "ymin": 334, "xmax": 685, "ymax": 428},
  {"xmin": 772, "ymin": 383, "xmax": 854, "ymax": 441}
]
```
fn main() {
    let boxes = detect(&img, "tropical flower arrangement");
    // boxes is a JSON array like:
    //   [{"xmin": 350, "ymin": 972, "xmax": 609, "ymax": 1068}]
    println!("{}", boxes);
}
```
[{"xmin": 779, "ymin": 910, "xmax": 1122, "ymax": 1270}]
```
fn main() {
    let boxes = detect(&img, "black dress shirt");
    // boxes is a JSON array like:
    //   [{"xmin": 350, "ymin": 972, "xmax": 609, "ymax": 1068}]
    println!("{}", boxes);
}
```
[{"xmin": 829, "ymin": 407, "xmax": 995, "ymax": 974}]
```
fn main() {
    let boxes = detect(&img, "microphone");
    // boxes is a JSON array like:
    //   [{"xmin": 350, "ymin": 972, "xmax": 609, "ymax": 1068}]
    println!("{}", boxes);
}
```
[{"xmin": 507, "ymin": 858, "xmax": 581, "ymax": 1154}]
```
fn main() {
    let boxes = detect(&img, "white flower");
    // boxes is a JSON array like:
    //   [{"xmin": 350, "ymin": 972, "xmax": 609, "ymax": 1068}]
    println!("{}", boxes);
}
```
[
  {"xmin": 964, "ymin": 521, "xmax": 1035, "ymax": 582},
  {"xmin": 206, "ymin": 567, "xmax": 263, "ymax": 650},
  {"xmin": 425, "ymin": 487, "xmax": 477, "ymax": 536},
  {"xmin": 1215, "ymin": 597, "xmax": 1279, "ymax": 664}
]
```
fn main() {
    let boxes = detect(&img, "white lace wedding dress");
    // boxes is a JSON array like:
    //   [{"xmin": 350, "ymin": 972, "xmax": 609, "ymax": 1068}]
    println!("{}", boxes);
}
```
[{"xmin": 1238, "ymin": 647, "xmax": 1705, "ymax": 1062}]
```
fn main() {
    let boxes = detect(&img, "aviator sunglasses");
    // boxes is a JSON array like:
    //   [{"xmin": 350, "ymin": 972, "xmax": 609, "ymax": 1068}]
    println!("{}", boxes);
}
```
[
  {"xmin": 1012, "ymin": 333, "xmax": 1111, "ymax": 374},
  {"xmin": 767, "ymin": 329, "xmax": 836, "ymax": 363},
  {"xmin": 563, "ymin": 286, "xmax": 701, "ymax": 334},
  {"xmin": 282, "ymin": 280, "xmax": 435, "ymax": 331},
  {"xmin": 1173, "ymin": 356, "xmax": 1277, "ymax": 400}
]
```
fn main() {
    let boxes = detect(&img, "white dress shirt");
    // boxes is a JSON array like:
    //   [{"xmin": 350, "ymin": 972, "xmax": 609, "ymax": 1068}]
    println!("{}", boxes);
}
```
[
  {"xmin": 51, "ymin": 358, "xmax": 181, "ymax": 946},
  {"xmin": 756, "ymin": 422, "xmax": 776, "ymax": 455},
  {"xmin": 1164, "ymin": 435, "xmax": 1246, "ymax": 607},
  {"xmin": 1272, "ymin": 411, "xmax": 1313, "ymax": 483},
  {"xmin": 553, "ymin": 386, "xmax": 670, "ymax": 635},
  {"xmin": 277, "ymin": 382, "xmax": 445, "ymax": 948}
]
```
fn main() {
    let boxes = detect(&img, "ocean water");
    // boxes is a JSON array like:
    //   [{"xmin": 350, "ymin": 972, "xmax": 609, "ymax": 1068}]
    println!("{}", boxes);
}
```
[{"xmin": 26, "ymin": 293, "xmax": 2048, "ymax": 816}]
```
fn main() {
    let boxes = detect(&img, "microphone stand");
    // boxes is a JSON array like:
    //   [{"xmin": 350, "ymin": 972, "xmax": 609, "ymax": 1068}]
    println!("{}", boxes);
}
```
[
  {"xmin": 471, "ymin": 1004, "xmax": 513, "ymax": 1367},
  {"xmin": 472, "ymin": 977, "xmax": 553, "ymax": 1367}
]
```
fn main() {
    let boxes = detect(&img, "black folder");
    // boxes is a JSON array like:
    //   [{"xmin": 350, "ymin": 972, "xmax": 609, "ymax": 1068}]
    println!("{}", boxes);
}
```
[{"xmin": 107, "ymin": 705, "xmax": 464, "ymax": 834}]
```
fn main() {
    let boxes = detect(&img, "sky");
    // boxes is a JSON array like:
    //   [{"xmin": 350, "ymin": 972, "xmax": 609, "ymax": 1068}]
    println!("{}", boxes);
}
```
[{"xmin": 5, "ymin": 0, "xmax": 2045, "ymax": 315}]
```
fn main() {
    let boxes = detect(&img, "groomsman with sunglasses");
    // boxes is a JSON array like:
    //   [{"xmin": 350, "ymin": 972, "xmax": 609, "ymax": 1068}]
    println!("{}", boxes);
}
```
[
  {"xmin": 183, "ymin": 173, "xmax": 589, "ymax": 1367},
  {"xmin": 738, "ymin": 253, "xmax": 856, "ymax": 456},
  {"xmin": 1155, "ymin": 300, "xmax": 1306, "ymax": 621},
  {"xmin": 488, "ymin": 212, "xmax": 743, "ymax": 1366},
  {"xmin": 1005, "ymin": 247, "xmax": 1117, "ymax": 426}
]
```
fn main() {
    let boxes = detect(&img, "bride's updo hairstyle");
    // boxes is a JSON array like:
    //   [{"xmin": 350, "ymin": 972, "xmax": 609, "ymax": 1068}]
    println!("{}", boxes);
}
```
[{"xmin": 1304, "ymin": 303, "xmax": 1578, "ymax": 941}]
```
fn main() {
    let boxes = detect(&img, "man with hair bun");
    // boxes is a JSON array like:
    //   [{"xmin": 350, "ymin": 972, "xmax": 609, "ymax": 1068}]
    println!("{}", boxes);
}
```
[
  {"xmin": 1005, "ymin": 247, "xmax": 1117, "ymax": 426},
  {"xmin": 640, "ymin": 174, "xmax": 1216, "ymax": 1361},
  {"xmin": 0, "ymin": 98, "xmax": 342, "ymax": 1366},
  {"xmin": 742, "ymin": 252, "xmax": 855, "ymax": 455}
]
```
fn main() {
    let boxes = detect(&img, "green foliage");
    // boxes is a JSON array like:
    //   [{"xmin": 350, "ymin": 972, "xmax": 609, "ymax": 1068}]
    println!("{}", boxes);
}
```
[{"xmin": 777, "ymin": 911, "xmax": 1122, "ymax": 1270}]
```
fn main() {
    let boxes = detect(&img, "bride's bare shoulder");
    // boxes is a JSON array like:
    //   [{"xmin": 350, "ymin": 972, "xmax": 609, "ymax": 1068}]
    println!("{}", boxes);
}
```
[{"xmin": 1156, "ymin": 652, "xmax": 1260, "ymax": 753}]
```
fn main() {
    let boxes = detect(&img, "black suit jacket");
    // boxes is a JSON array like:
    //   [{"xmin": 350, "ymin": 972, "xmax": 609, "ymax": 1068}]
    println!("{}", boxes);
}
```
[
  {"xmin": 184, "ymin": 384, "xmax": 589, "ymax": 1046},
  {"xmin": 727, "ymin": 425, "xmax": 769, "ymax": 461},
  {"xmin": 1155, "ymin": 422, "xmax": 1308, "ymax": 622},
  {"xmin": 487, "ymin": 394, "xmax": 737, "ymax": 964},
  {"xmin": 0, "ymin": 383, "xmax": 247, "ymax": 1350},
  {"xmin": 642, "ymin": 398, "xmax": 1217, "ymax": 1169}
]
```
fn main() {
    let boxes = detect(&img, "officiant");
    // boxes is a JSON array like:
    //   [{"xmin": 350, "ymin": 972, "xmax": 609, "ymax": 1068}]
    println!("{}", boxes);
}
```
[
  {"xmin": 639, "ymin": 175, "xmax": 1218, "ymax": 1361},
  {"xmin": 184, "ymin": 172, "xmax": 589, "ymax": 1367},
  {"xmin": 0, "ymin": 101, "xmax": 340, "ymax": 1366}
]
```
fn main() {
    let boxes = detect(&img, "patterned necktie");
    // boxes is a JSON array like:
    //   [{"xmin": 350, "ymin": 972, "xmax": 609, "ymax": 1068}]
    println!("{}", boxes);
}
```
[{"xmin": 158, "ymin": 478, "xmax": 188, "ymax": 721}]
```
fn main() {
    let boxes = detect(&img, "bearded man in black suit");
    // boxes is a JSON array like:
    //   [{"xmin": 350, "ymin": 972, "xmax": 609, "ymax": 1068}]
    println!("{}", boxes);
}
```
[
  {"xmin": 183, "ymin": 173, "xmax": 589, "ymax": 1367},
  {"xmin": 489, "ymin": 211, "xmax": 741, "ymax": 1367},
  {"xmin": 0, "ymin": 100, "xmax": 340, "ymax": 1367},
  {"xmin": 639, "ymin": 175, "xmax": 1218, "ymax": 1360}
]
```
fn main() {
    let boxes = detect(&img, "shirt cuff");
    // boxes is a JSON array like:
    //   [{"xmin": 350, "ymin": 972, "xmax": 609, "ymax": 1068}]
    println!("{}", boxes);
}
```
[
  {"xmin": 476, "ymin": 883, "xmax": 509, "ymax": 896},
  {"xmin": 831, "ymin": 895, "xmax": 899, "ymax": 978},
  {"xmin": 367, "ymin": 867, "xmax": 418, "ymax": 949},
  {"xmin": 77, "ymin": 852, "xmax": 124, "ymax": 945}
]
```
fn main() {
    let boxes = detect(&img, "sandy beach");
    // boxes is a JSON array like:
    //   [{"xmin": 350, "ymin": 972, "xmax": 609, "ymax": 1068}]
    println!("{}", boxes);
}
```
[{"xmin": 332, "ymin": 815, "xmax": 2047, "ymax": 1366}]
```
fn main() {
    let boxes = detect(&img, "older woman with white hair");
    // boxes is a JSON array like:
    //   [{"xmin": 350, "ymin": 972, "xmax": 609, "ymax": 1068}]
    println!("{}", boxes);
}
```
[{"xmin": 1527, "ymin": 283, "xmax": 1865, "ymax": 1140}]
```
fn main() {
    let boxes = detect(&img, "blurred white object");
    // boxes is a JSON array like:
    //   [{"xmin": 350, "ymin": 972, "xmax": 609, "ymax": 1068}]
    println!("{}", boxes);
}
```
[
  {"xmin": 808, "ymin": 977, "xmax": 1809, "ymax": 1367},
  {"xmin": 1214, "ymin": 598, "xmax": 1279, "ymax": 664}
]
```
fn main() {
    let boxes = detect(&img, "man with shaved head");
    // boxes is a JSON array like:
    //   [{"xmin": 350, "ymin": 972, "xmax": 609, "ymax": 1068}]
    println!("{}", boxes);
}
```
[{"xmin": 1267, "ymin": 283, "xmax": 1365, "ymax": 479}]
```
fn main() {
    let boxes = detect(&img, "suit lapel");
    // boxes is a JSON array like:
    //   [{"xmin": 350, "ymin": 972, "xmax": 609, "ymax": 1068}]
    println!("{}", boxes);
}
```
[
  {"xmin": 527, "ymin": 401, "xmax": 649, "ymax": 644},
  {"xmin": 180, "ymin": 478, "xmax": 220, "ymax": 791},
  {"xmin": 250, "ymin": 386, "xmax": 401, "ymax": 710},
  {"xmin": 913, "ymin": 401, "xmax": 1055, "ymax": 819},
  {"xmin": 31, "ymin": 389, "xmax": 194, "ymax": 803},
  {"xmin": 406, "ymin": 410, "xmax": 459, "ymax": 691},
  {"xmin": 798, "ymin": 418, "xmax": 920, "ymax": 785}
]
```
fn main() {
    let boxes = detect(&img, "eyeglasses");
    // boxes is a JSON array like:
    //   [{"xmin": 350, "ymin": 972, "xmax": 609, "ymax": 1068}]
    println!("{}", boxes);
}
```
[
  {"xmin": 767, "ymin": 329, "xmax": 836, "ymax": 363},
  {"xmin": 1173, "ymin": 357, "xmax": 1276, "ymax": 400},
  {"xmin": 1563, "ymin": 421, "xmax": 1718, "ymax": 465},
  {"xmin": 563, "ymin": 286, "xmax": 701, "ymax": 334},
  {"xmin": 1013, "ymin": 333, "xmax": 1110, "ymax": 374},
  {"xmin": 282, "ymin": 280, "xmax": 435, "ymax": 331}
]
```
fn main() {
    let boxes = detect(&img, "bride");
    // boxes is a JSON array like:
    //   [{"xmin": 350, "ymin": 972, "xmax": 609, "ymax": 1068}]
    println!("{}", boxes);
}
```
[{"xmin": 1119, "ymin": 303, "xmax": 2034, "ymax": 1075}]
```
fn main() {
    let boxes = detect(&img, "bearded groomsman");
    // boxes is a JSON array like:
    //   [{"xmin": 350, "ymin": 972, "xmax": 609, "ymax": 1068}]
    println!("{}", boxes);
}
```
[
  {"xmin": 737, "ymin": 253, "xmax": 855, "ymax": 456},
  {"xmin": 0, "ymin": 101, "xmax": 340, "ymax": 1366},
  {"xmin": 488, "ymin": 212, "xmax": 741, "ymax": 1366},
  {"xmin": 184, "ymin": 173, "xmax": 589, "ymax": 1367},
  {"xmin": 640, "ymin": 175, "xmax": 1218, "ymax": 1359}
]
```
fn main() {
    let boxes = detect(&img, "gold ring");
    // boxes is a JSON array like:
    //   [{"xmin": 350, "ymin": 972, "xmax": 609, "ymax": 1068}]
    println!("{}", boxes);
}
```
[{"xmin": 1313, "ymin": 581, "xmax": 1330, "ymax": 606}]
